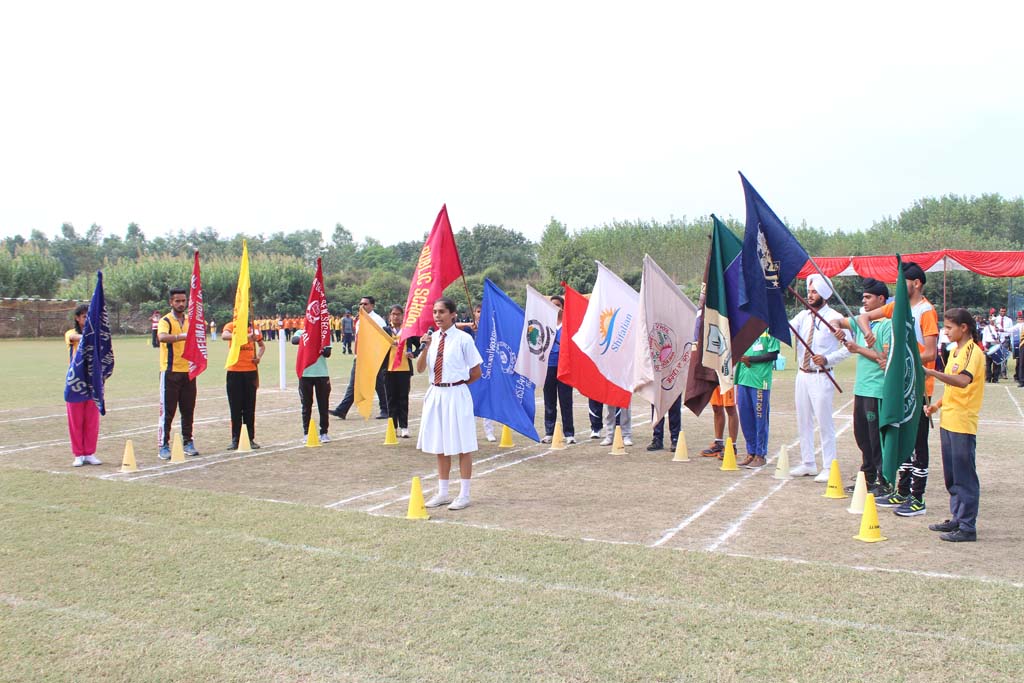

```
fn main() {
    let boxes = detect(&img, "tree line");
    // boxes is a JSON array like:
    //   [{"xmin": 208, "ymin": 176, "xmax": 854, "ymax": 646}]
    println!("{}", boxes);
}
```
[{"xmin": 1, "ymin": 193, "xmax": 1021, "ymax": 329}]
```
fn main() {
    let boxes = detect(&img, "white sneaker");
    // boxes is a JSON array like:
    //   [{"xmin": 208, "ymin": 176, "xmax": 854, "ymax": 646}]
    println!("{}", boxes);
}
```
[
  {"xmin": 813, "ymin": 470, "xmax": 831, "ymax": 483},
  {"xmin": 541, "ymin": 435, "xmax": 552, "ymax": 444},
  {"xmin": 789, "ymin": 463, "xmax": 819, "ymax": 477},
  {"xmin": 590, "ymin": 430, "xmax": 601, "ymax": 439},
  {"xmin": 83, "ymin": 455, "xmax": 102, "ymax": 466},
  {"xmin": 319, "ymin": 433, "xmax": 331, "ymax": 443},
  {"xmin": 424, "ymin": 493, "xmax": 452, "ymax": 508},
  {"xmin": 622, "ymin": 437, "xmax": 633, "ymax": 447},
  {"xmin": 73, "ymin": 456, "xmax": 85, "ymax": 467},
  {"xmin": 600, "ymin": 436, "xmax": 613, "ymax": 447},
  {"xmin": 486, "ymin": 433, "xmax": 496, "ymax": 442},
  {"xmin": 448, "ymin": 496, "xmax": 470, "ymax": 511},
  {"xmin": 565, "ymin": 436, "xmax": 577, "ymax": 444},
  {"xmin": 400, "ymin": 428, "xmax": 409, "ymax": 438}
]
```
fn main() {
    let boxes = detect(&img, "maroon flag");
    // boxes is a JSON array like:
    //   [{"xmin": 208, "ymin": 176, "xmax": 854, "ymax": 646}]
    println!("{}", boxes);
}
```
[
  {"xmin": 182, "ymin": 250, "xmax": 208, "ymax": 380},
  {"xmin": 296, "ymin": 257, "xmax": 330, "ymax": 378},
  {"xmin": 393, "ymin": 204, "xmax": 465, "ymax": 367}
]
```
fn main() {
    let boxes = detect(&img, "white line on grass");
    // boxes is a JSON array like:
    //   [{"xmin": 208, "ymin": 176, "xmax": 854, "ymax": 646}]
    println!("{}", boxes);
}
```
[
  {"xmin": 0, "ymin": 395, "xmax": 225, "ymax": 424},
  {"xmin": 1005, "ymin": 385, "xmax": 1024, "ymax": 421},
  {"xmin": 706, "ymin": 420, "xmax": 854, "ymax": 552},
  {"xmin": 650, "ymin": 398, "xmax": 854, "ymax": 547}
]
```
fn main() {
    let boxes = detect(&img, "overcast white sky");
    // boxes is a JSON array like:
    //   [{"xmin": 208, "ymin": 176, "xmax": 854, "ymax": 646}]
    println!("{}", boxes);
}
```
[{"xmin": 1, "ymin": 1, "xmax": 1022, "ymax": 246}]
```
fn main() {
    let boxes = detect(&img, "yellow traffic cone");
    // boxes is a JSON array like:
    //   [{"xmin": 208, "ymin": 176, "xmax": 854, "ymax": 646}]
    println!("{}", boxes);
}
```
[
  {"xmin": 550, "ymin": 422, "xmax": 567, "ymax": 450},
  {"xmin": 305, "ymin": 420, "xmax": 321, "ymax": 448},
  {"xmin": 170, "ymin": 433, "xmax": 186, "ymax": 463},
  {"xmin": 822, "ymin": 459, "xmax": 847, "ymax": 499},
  {"xmin": 854, "ymin": 493, "xmax": 887, "ymax": 543},
  {"xmin": 406, "ymin": 476, "xmax": 430, "ymax": 520},
  {"xmin": 383, "ymin": 418, "xmax": 399, "ymax": 445},
  {"xmin": 671, "ymin": 430, "xmax": 690, "ymax": 462},
  {"xmin": 720, "ymin": 437, "xmax": 739, "ymax": 471},
  {"xmin": 772, "ymin": 445, "xmax": 793, "ymax": 480},
  {"xmin": 499, "ymin": 424, "xmax": 514, "ymax": 448},
  {"xmin": 119, "ymin": 439, "xmax": 138, "ymax": 473},
  {"xmin": 237, "ymin": 428, "xmax": 252, "ymax": 453},
  {"xmin": 609, "ymin": 425, "xmax": 627, "ymax": 455},
  {"xmin": 847, "ymin": 471, "xmax": 868, "ymax": 514}
]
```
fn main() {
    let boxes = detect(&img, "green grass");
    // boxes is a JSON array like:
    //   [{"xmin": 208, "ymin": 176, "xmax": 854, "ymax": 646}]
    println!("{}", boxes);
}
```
[{"xmin": 2, "ymin": 469, "xmax": 1023, "ymax": 682}]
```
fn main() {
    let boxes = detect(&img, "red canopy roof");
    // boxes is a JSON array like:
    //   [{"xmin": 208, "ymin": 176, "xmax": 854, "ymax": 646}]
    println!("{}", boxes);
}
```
[{"xmin": 796, "ymin": 249, "xmax": 1024, "ymax": 281}]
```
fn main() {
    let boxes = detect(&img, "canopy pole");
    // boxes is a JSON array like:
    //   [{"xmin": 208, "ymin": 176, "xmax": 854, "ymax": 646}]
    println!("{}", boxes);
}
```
[{"xmin": 943, "ymin": 255, "xmax": 948, "ymax": 315}]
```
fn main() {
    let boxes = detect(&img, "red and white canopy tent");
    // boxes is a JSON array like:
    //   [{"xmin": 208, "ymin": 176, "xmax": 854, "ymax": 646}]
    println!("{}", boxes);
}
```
[{"xmin": 796, "ymin": 249, "xmax": 1024, "ymax": 312}]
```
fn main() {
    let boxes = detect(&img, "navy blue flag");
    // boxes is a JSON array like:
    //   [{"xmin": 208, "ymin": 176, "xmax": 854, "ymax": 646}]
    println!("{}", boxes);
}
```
[
  {"xmin": 470, "ymin": 279, "xmax": 540, "ymax": 441},
  {"xmin": 65, "ymin": 271, "xmax": 115, "ymax": 414},
  {"xmin": 738, "ymin": 172, "xmax": 810, "ymax": 345}
]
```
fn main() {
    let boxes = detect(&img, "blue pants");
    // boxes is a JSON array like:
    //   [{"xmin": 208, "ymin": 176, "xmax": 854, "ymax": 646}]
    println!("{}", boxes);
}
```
[
  {"xmin": 940, "ymin": 428, "xmax": 979, "ymax": 533},
  {"xmin": 651, "ymin": 395, "xmax": 682, "ymax": 444},
  {"xmin": 737, "ymin": 385, "xmax": 770, "ymax": 456}
]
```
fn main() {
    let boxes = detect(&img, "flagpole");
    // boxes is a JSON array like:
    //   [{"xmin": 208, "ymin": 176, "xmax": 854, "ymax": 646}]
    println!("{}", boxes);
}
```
[
  {"xmin": 804, "ymin": 257, "xmax": 856, "ymax": 318},
  {"xmin": 461, "ymin": 273, "xmax": 475, "ymax": 319},
  {"xmin": 788, "ymin": 324, "xmax": 842, "ymax": 393},
  {"xmin": 278, "ymin": 331, "xmax": 286, "ymax": 390}
]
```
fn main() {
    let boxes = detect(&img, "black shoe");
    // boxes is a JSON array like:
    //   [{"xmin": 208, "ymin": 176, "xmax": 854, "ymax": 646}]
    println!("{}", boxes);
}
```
[
  {"xmin": 227, "ymin": 440, "xmax": 238, "ymax": 451},
  {"xmin": 868, "ymin": 483, "xmax": 890, "ymax": 498},
  {"xmin": 375, "ymin": 414, "xmax": 389, "ymax": 420},
  {"xmin": 646, "ymin": 441, "xmax": 664, "ymax": 452},
  {"xmin": 331, "ymin": 409, "xmax": 347, "ymax": 420},
  {"xmin": 929, "ymin": 519, "xmax": 959, "ymax": 532},
  {"xmin": 939, "ymin": 528, "xmax": 977, "ymax": 542},
  {"xmin": 250, "ymin": 441, "xmax": 261, "ymax": 450}
]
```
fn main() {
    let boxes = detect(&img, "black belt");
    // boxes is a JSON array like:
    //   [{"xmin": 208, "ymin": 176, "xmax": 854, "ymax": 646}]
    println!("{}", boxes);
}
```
[
  {"xmin": 432, "ymin": 380, "xmax": 467, "ymax": 387},
  {"xmin": 799, "ymin": 367, "xmax": 833, "ymax": 373}
]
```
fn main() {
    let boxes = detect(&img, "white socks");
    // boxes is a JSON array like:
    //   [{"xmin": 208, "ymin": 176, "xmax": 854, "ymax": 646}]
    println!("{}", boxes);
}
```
[
  {"xmin": 437, "ymin": 479, "xmax": 450, "ymax": 498},
  {"xmin": 459, "ymin": 479, "xmax": 471, "ymax": 499}
]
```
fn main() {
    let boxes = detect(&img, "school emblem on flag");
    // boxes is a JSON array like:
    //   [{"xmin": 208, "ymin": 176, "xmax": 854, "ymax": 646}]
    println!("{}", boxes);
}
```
[
  {"xmin": 756, "ymin": 229, "xmax": 781, "ymax": 289},
  {"xmin": 598, "ymin": 307, "xmax": 632, "ymax": 355},
  {"xmin": 482, "ymin": 328, "xmax": 518, "ymax": 380},
  {"xmin": 526, "ymin": 320, "xmax": 553, "ymax": 357},
  {"xmin": 648, "ymin": 322, "xmax": 676, "ymax": 372}
]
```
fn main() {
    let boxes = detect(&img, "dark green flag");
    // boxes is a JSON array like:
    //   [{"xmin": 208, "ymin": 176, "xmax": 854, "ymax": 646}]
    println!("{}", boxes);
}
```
[{"xmin": 879, "ymin": 255, "xmax": 925, "ymax": 485}]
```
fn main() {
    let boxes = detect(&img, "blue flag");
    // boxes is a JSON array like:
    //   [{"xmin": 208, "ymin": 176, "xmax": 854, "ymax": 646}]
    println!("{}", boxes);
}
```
[
  {"xmin": 739, "ymin": 172, "xmax": 810, "ymax": 345},
  {"xmin": 65, "ymin": 271, "xmax": 115, "ymax": 415},
  {"xmin": 470, "ymin": 279, "xmax": 540, "ymax": 441}
]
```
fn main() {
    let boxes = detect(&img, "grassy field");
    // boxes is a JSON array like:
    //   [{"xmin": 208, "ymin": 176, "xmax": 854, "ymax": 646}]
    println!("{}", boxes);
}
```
[{"xmin": 2, "ymin": 336, "xmax": 1023, "ymax": 682}]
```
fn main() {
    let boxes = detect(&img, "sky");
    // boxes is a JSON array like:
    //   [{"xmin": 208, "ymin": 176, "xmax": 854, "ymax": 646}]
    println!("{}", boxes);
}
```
[{"xmin": 1, "ymin": 1, "xmax": 1022, "ymax": 246}]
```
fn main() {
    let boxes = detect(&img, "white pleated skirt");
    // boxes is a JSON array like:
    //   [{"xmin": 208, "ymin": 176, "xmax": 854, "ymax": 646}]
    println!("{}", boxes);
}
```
[{"xmin": 417, "ymin": 384, "xmax": 478, "ymax": 456}]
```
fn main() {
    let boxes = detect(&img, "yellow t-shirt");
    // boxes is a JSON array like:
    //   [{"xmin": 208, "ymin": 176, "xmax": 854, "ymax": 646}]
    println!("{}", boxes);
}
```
[
  {"xmin": 158, "ymin": 313, "xmax": 190, "ymax": 373},
  {"xmin": 65, "ymin": 329, "xmax": 80, "ymax": 364},
  {"xmin": 939, "ymin": 339, "xmax": 985, "ymax": 435}
]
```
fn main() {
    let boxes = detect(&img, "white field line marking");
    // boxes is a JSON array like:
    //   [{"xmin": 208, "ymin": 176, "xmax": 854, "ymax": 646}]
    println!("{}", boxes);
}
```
[
  {"xmin": 0, "ymin": 395, "xmax": 225, "ymax": 424},
  {"xmin": 706, "ymin": 420, "xmax": 854, "ymax": 552},
  {"xmin": 650, "ymin": 399, "xmax": 854, "ymax": 548},
  {"xmin": 238, "ymin": 535, "xmax": 1024, "ymax": 654},
  {"xmin": 1005, "ymin": 385, "xmax": 1024, "ymax": 421}
]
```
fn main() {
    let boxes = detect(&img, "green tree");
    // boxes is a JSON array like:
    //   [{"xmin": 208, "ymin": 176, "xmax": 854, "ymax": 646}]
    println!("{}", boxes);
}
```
[{"xmin": 454, "ymin": 224, "xmax": 537, "ymax": 280}]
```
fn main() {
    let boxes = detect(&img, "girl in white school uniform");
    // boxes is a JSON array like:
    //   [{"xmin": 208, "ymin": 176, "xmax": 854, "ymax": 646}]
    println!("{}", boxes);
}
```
[{"xmin": 417, "ymin": 297, "xmax": 483, "ymax": 510}]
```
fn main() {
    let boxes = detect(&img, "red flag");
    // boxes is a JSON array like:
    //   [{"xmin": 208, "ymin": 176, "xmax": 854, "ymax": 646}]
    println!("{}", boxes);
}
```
[
  {"xmin": 394, "ymin": 204, "xmax": 464, "ymax": 367},
  {"xmin": 556, "ymin": 283, "xmax": 632, "ymax": 409},
  {"xmin": 296, "ymin": 257, "xmax": 330, "ymax": 378},
  {"xmin": 182, "ymin": 250, "xmax": 208, "ymax": 380}
]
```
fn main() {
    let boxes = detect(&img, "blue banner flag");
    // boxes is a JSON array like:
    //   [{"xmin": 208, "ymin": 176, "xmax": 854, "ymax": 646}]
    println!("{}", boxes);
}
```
[
  {"xmin": 65, "ymin": 271, "xmax": 115, "ymax": 414},
  {"xmin": 470, "ymin": 279, "xmax": 540, "ymax": 441},
  {"xmin": 739, "ymin": 172, "xmax": 811, "ymax": 345}
]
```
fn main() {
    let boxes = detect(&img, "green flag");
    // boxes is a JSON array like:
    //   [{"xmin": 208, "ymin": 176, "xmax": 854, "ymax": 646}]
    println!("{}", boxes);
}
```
[{"xmin": 879, "ymin": 254, "xmax": 925, "ymax": 485}]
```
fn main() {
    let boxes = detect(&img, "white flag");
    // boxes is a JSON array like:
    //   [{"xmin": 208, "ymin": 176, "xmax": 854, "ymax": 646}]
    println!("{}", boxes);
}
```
[
  {"xmin": 571, "ymin": 262, "xmax": 640, "ymax": 392},
  {"xmin": 514, "ymin": 285, "xmax": 561, "ymax": 387},
  {"xmin": 634, "ymin": 255, "xmax": 698, "ymax": 425}
]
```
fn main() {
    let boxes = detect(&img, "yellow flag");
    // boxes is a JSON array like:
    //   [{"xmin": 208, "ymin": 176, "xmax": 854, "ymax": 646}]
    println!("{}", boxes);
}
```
[
  {"xmin": 354, "ymin": 310, "xmax": 394, "ymax": 420},
  {"xmin": 225, "ymin": 240, "xmax": 251, "ymax": 369}
]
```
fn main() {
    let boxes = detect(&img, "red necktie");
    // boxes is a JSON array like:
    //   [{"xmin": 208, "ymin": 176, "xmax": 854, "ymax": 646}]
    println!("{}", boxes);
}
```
[{"xmin": 433, "ymin": 331, "xmax": 446, "ymax": 384}]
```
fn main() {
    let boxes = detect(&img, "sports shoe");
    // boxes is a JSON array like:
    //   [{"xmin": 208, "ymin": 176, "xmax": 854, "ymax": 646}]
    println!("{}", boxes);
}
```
[
  {"xmin": 939, "ymin": 528, "xmax": 976, "ymax": 542},
  {"xmin": 788, "ymin": 463, "xmax": 818, "ymax": 477},
  {"xmin": 701, "ymin": 442, "xmax": 724, "ymax": 457},
  {"xmin": 600, "ymin": 436, "xmax": 613, "ymax": 447},
  {"xmin": 226, "ymin": 440, "xmax": 239, "ymax": 451},
  {"xmin": 399, "ymin": 428, "xmax": 409, "ymax": 438},
  {"xmin": 868, "ymin": 483, "xmax": 891, "ymax": 498},
  {"xmin": 448, "ymin": 496, "xmax": 470, "ymax": 511},
  {"xmin": 183, "ymin": 440, "xmax": 199, "ymax": 457},
  {"xmin": 745, "ymin": 455, "xmax": 767, "ymax": 469},
  {"xmin": 250, "ymin": 441, "xmax": 261, "ymax": 450},
  {"xmin": 565, "ymin": 436, "xmax": 577, "ymax": 444},
  {"xmin": 646, "ymin": 441, "xmax": 664, "ymax": 452},
  {"xmin": 622, "ymin": 436, "xmax": 633, "ymax": 447},
  {"xmin": 375, "ymin": 414, "xmax": 389, "ymax": 420},
  {"xmin": 158, "ymin": 445, "xmax": 171, "ymax": 461},
  {"xmin": 590, "ymin": 430, "xmax": 601, "ymax": 440},
  {"xmin": 738, "ymin": 455, "xmax": 755, "ymax": 467},
  {"xmin": 875, "ymin": 492, "xmax": 908, "ymax": 509},
  {"xmin": 330, "ymin": 409, "xmax": 347, "ymax": 420},
  {"xmin": 319, "ymin": 433, "xmax": 331, "ymax": 443},
  {"xmin": 894, "ymin": 497, "xmax": 926, "ymax": 517},
  {"xmin": 813, "ymin": 470, "xmax": 830, "ymax": 483},
  {"xmin": 424, "ymin": 493, "xmax": 452, "ymax": 508},
  {"xmin": 83, "ymin": 455, "xmax": 102, "ymax": 466},
  {"xmin": 929, "ymin": 519, "xmax": 958, "ymax": 532},
  {"xmin": 73, "ymin": 456, "xmax": 85, "ymax": 467},
  {"xmin": 486, "ymin": 433, "xmax": 496, "ymax": 442},
  {"xmin": 541, "ymin": 435, "xmax": 552, "ymax": 444}
]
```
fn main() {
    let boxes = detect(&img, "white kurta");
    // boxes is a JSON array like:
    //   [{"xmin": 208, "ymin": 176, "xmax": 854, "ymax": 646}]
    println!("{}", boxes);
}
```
[
  {"xmin": 417, "ymin": 326, "xmax": 484, "ymax": 456},
  {"xmin": 791, "ymin": 305, "xmax": 850, "ymax": 468}
]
